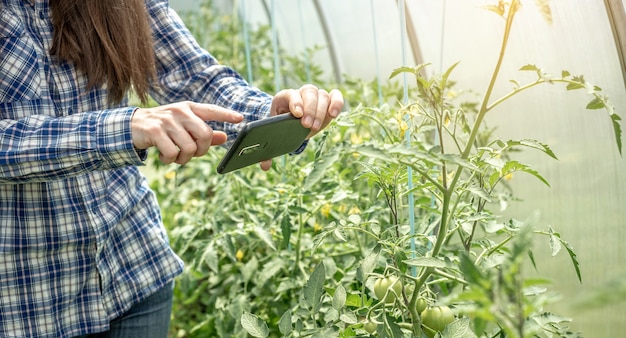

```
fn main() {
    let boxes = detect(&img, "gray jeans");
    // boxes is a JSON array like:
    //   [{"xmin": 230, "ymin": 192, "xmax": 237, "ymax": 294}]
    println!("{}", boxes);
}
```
[{"xmin": 74, "ymin": 282, "xmax": 174, "ymax": 338}]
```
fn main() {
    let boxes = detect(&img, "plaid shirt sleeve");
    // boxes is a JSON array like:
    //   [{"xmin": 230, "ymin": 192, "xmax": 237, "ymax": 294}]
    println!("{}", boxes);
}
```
[
  {"xmin": 0, "ymin": 109, "xmax": 145, "ymax": 184},
  {"xmin": 146, "ymin": 0, "xmax": 273, "ymax": 144}
]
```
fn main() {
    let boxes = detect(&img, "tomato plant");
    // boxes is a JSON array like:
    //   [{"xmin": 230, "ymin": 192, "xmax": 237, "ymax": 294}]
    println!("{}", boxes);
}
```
[{"xmin": 152, "ymin": 1, "xmax": 621, "ymax": 337}]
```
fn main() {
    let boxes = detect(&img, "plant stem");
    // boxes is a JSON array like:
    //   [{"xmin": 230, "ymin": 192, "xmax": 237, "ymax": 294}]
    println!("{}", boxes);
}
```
[
  {"xmin": 292, "ymin": 195, "xmax": 305, "ymax": 277},
  {"xmin": 436, "ymin": 2, "xmax": 519, "ymax": 257}
]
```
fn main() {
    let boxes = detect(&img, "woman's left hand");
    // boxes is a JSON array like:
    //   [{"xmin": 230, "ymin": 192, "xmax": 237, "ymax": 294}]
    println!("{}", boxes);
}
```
[
  {"xmin": 270, "ymin": 84, "xmax": 344, "ymax": 135},
  {"xmin": 260, "ymin": 85, "xmax": 344, "ymax": 170}
]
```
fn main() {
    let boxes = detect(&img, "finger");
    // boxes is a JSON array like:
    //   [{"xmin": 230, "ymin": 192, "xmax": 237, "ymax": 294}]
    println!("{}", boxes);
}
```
[
  {"xmin": 271, "ymin": 89, "xmax": 299, "ymax": 117},
  {"xmin": 178, "ymin": 118, "xmax": 214, "ymax": 157},
  {"xmin": 328, "ymin": 89, "xmax": 344, "ymax": 118},
  {"xmin": 260, "ymin": 159, "xmax": 272, "ymax": 171},
  {"xmin": 298, "ymin": 84, "xmax": 320, "ymax": 129},
  {"xmin": 169, "ymin": 131, "xmax": 198, "ymax": 165},
  {"xmin": 312, "ymin": 89, "xmax": 330, "ymax": 131},
  {"xmin": 210, "ymin": 131, "xmax": 228, "ymax": 146},
  {"xmin": 153, "ymin": 133, "xmax": 181, "ymax": 164},
  {"xmin": 188, "ymin": 102, "xmax": 244, "ymax": 123}
]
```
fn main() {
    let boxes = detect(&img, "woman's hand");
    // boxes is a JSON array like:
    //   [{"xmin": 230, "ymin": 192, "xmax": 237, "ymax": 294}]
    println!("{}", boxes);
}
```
[
  {"xmin": 270, "ymin": 84, "xmax": 344, "ymax": 136},
  {"xmin": 131, "ymin": 101, "xmax": 243, "ymax": 165},
  {"xmin": 260, "ymin": 85, "xmax": 344, "ymax": 170}
]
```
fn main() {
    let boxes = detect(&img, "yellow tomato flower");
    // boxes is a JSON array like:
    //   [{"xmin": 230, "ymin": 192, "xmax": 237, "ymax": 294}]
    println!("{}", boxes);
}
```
[
  {"xmin": 399, "ymin": 120, "xmax": 408, "ymax": 139},
  {"xmin": 235, "ymin": 249, "xmax": 244, "ymax": 262},
  {"xmin": 504, "ymin": 172, "xmax": 514, "ymax": 181},
  {"xmin": 349, "ymin": 206, "xmax": 361, "ymax": 215},
  {"xmin": 164, "ymin": 171, "xmax": 176, "ymax": 180},
  {"xmin": 321, "ymin": 203, "xmax": 332, "ymax": 218},
  {"xmin": 350, "ymin": 133, "xmax": 363, "ymax": 145},
  {"xmin": 313, "ymin": 223, "xmax": 323, "ymax": 232}
]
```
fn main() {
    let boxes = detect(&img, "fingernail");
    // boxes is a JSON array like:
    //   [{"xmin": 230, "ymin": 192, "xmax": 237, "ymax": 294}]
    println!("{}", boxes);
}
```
[
  {"xmin": 313, "ymin": 119, "xmax": 321, "ymax": 130},
  {"xmin": 331, "ymin": 109, "xmax": 339, "ymax": 118},
  {"xmin": 294, "ymin": 106, "xmax": 304, "ymax": 116},
  {"xmin": 303, "ymin": 116, "xmax": 313, "ymax": 128}
]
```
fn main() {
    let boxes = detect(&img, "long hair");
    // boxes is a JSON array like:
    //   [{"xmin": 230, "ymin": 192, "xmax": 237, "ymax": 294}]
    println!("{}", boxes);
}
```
[{"xmin": 49, "ymin": 0, "xmax": 156, "ymax": 104}]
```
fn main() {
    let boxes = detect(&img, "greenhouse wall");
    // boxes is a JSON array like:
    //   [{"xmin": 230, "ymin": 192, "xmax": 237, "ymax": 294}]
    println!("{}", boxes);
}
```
[{"xmin": 167, "ymin": 1, "xmax": 626, "ymax": 336}]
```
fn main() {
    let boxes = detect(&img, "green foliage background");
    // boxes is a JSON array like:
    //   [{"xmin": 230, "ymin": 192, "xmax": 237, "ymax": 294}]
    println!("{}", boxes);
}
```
[{"xmin": 139, "ymin": 1, "xmax": 622, "ymax": 337}]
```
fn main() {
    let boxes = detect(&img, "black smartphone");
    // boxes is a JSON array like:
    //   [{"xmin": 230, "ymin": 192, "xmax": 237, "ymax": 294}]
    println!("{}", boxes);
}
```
[{"xmin": 217, "ymin": 113, "xmax": 310, "ymax": 174}]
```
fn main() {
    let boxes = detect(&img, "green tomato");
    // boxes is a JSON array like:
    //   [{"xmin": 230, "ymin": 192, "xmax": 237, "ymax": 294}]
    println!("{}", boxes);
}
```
[
  {"xmin": 373, "ymin": 276, "xmax": 402, "ymax": 304},
  {"xmin": 363, "ymin": 320, "xmax": 377, "ymax": 334},
  {"xmin": 420, "ymin": 305, "xmax": 454, "ymax": 337},
  {"xmin": 415, "ymin": 297, "xmax": 427, "ymax": 314}
]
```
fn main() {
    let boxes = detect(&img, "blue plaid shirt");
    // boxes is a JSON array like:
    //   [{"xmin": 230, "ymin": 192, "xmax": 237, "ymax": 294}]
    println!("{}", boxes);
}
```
[{"xmin": 0, "ymin": 0, "xmax": 272, "ymax": 337}]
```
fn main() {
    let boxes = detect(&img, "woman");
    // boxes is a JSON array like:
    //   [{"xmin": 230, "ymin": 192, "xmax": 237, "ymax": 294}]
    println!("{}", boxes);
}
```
[{"xmin": 0, "ymin": 0, "xmax": 344, "ymax": 337}]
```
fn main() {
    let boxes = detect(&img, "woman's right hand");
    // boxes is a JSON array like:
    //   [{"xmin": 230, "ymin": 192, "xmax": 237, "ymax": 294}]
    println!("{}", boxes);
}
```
[{"xmin": 131, "ymin": 101, "xmax": 243, "ymax": 165}]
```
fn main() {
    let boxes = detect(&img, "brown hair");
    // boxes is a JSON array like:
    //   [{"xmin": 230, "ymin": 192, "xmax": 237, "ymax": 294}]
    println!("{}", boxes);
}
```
[{"xmin": 49, "ymin": 0, "xmax": 156, "ymax": 104}]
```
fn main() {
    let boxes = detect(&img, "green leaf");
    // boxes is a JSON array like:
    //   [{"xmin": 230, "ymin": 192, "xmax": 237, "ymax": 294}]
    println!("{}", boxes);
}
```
[
  {"xmin": 303, "ymin": 262, "xmax": 326, "ymax": 310},
  {"xmin": 403, "ymin": 257, "xmax": 447, "ymax": 269},
  {"xmin": 548, "ymin": 228, "xmax": 562, "ymax": 256},
  {"xmin": 242, "ymin": 256, "xmax": 259, "ymax": 284},
  {"xmin": 519, "ymin": 64, "xmax": 539, "ymax": 72},
  {"xmin": 441, "ymin": 61, "xmax": 461, "ymax": 89},
  {"xmin": 388, "ymin": 63, "xmax": 430, "ymax": 80},
  {"xmin": 201, "ymin": 242, "xmax": 219, "ymax": 273},
  {"xmin": 303, "ymin": 146, "xmax": 342, "ymax": 190},
  {"xmin": 258, "ymin": 258, "xmax": 285, "ymax": 286},
  {"xmin": 345, "ymin": 293, "xmax": 365, "ymax": 308},
  {"xmin": 530, "ymin": 312, "xmax": 572, "ymax": 327},
  {"xmin": 332, "ymin": 284, "xmax": 347, "ymax": 310},
  {"xmin": 441, "ymin": 317, "xmax": 477, "ymax": 338},
  {"xmin": 502, "ymin": 161, "xmax": 550, "ymax": 187},
  {"xmin": 506, "ymin": 139, "xmax": 558, "ymax": 159},
  {"xmin": 466, "ymin": 185, "xmax": 492, "ymax": 202},
  {"xmin": 254, "ymin": 226, "xmax": 276, "ymax": 251},
  {"xmin": 562, "ymin": 238, "xmax": 582, "ymax": 283},
  {"xmin": 547, "ymin": 227, "xmax": 581, "ymax": 283},
  {"xmin": 528, "ymin": 249, "xmax": 537, "ymax": 271},
  {"xmin": 566, "ymin": 76, "xmax": 586, "ymax": 90},
  {"xmin": 586, "ymin": 96, "xmax": 605, "ymax": 110},
  {"xmin": 280, "ymin": 214, "xmax": 292, "ymax": 249},
  {"xmin": 279, "ymin": 310, "xmax": 292, "ymax": 336},
  {"xmin": 339, "ymin": 312, "xmax": 358, "ymax": 324},
  {"xmin": 241, "ymin": 312, "xmax": 269, "ymax": 338},
  {"xmin": 611, "ymin": 113, "xmax": 623, "ymax": 156},
  {"xmin": 357, "ymin": 245, "xmax": 380, "ymax": 283},
  {"xmin": 389, "ymin": 66, "xmax": 417, "ymax": 80},
  {"xmin": 458, "ymin": 252, "xmax": 489, "ymax": 289},
  {"xmin": 355, "ymin": 144, "xmax": 397, "ymax": 163}
]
